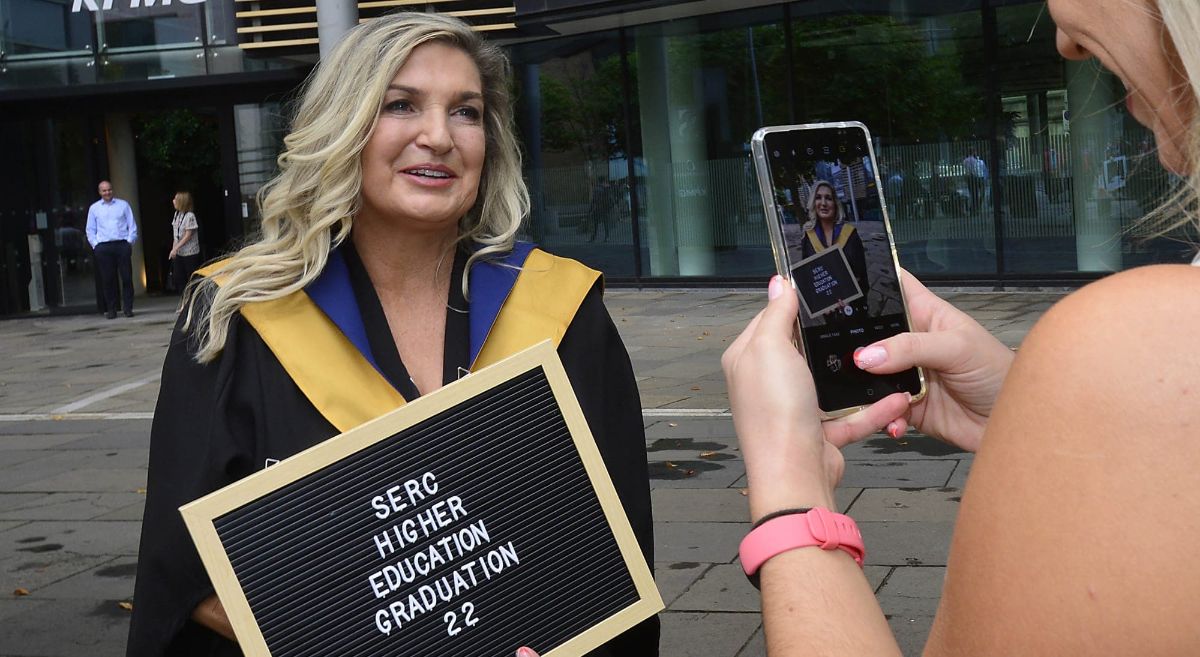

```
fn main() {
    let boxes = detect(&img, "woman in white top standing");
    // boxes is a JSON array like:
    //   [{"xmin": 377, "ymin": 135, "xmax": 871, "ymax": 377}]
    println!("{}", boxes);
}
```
[
  {"xmin": 722, "ymin": 0, "xmax": 1200, "ymax": 654},
  {"xmin": 169, "ymin": 191, "xmax": 201, "ymax": 292}
]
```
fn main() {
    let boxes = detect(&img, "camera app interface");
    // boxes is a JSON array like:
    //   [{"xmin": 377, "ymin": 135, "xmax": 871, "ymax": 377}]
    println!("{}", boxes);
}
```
[{"xmin": 762, "ymin": 127, "xmax": 921, "ymax": 411}]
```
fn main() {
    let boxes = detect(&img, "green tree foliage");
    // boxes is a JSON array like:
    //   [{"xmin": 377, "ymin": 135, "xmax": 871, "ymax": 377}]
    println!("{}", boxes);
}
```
[
  {"xmin": 537, "ymin": 53, "xmax": 628, "ymax": 161},
  {"xmin": 792, "ymin": 15, "xmax": 982, "ymax": 143},
  {"xmin": 133, "ymin": 110, "xmax": 221, "ymax": 188}
]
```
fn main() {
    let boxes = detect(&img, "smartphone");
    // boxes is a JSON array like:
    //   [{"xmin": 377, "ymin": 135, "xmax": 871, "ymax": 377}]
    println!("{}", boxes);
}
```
[{"xmin": 750, "ymin": 122, "xmax": 925, "ymax": 418}]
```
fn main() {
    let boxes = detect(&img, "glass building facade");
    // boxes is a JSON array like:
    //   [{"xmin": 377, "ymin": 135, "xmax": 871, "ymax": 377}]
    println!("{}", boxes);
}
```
[
  {"xmin": 510, "ymin": 0, "xmax": 1193, "ymax": 284},
  {"xmin": 0, "ymin": 0, "xmax": 308, "ymax": 314},
  {"xmin": 0, "ymin": 0, "xmax": 1193, "ymax": 315}
]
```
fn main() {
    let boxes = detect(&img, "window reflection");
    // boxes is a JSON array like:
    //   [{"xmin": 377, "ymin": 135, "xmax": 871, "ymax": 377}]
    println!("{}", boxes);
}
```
[
  {"xmin": 995, "ymin": 2, "xmax": 1185, "ymax": 273},
  {"xmin": 0, "ymin": 0, "xmax": 93, "ymax": 55},
  {"xmin": 1, "ymin": 0, "xmax": 1187, "ymax": 285},
  {"xmin": 95, "ymin": 3, "xmax": 203, "ymax": 51},
  {"xmin": 234, "ymin": 102, "xmax": 287, "ymax": 236},
  {"xmin": 789, "ymin": 5, "xmax": 992, "ymax": 276},
  {"xmin": 99, "ymin": 48, "xmax": 205, "ymax": 81},
  {"xmin": 511, "ymin": 32, "xmax": 639, "ymax": 277},
  {"xmin": 632, "ymin": 9, "xmax": 789, "ymax": 278}
]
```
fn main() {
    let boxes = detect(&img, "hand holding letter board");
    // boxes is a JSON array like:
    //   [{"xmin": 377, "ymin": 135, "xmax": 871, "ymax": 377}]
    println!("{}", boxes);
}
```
[
  {"xmin": 179, "ymin": 341, "xmax": 663, "ymax": 657},
  {"xmin": 791, "ymin": 246, "xmax": 865, "ymax": 318}
]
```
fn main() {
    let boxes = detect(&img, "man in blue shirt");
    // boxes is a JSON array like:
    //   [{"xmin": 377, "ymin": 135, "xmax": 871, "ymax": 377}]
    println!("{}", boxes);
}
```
[{"xmin": 86, "ymin": 180, "xmax": 139, "ymax": 318}]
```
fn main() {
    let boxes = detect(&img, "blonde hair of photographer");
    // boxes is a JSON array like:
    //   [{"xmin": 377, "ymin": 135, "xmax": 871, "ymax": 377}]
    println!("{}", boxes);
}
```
[
  {"xmin": 1153, "ymin": 1, "xmax": 1200, "ymax": 237},
  {"xmin": 183, "ymin": 12, "xmax": 528, "ymax": 363}
]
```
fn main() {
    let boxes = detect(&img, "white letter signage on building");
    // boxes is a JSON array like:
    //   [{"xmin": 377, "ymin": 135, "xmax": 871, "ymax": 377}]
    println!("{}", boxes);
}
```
[{"xmin": 72, "ymin": 0, "xmax": 206, "ymax": 13}]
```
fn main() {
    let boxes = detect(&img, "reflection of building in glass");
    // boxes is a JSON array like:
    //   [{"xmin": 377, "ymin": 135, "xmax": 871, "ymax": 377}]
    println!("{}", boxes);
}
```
[{"xmin": 0, "ymin": 0, "xmax": 1191, "ymax": 315}]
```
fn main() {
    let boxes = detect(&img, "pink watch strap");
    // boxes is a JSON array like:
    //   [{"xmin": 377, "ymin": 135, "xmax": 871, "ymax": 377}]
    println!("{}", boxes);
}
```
[{"xmin": 740, "ymin": 507, "xmax": 865, "ymax": 576}]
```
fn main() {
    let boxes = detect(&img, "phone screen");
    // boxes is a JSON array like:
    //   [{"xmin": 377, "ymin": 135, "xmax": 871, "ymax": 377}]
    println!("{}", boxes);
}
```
[{"xmin": 756, "ymin": 124, "xmax": 922, "ymax": 413}]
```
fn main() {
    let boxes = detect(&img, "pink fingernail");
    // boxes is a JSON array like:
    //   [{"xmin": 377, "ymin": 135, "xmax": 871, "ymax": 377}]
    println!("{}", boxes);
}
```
[
  {"xmin": 887, "ymin": 423, "xmax": 902, "ymax": 439},
  {"xmin": 767, "ymin": 275, "xmax": 784, "ymax": 300},
  {"xmin": 517, "ymin": 648, "xmax": 537, "ymax": 657},
  {"xmin": 854, "ymin": 345, "xmax": 887, "ymax": 369}
]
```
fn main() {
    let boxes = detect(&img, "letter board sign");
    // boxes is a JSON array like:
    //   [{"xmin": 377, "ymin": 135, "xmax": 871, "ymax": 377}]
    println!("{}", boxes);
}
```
[
  {"xmin": 180, "ymin": 341, "xmax": 662, "ymax": 657},
  {"xmin": 791, "ymin": 246, "xmax": 864, "ymax": 318}
]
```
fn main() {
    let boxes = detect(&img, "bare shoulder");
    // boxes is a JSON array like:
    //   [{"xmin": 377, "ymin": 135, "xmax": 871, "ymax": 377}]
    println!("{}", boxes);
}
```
[
  {"xmin": 925, "ymin": 264, "xmax": 1200, "ymax": 656},
  {"xmin": 1020, "ymin": 264, "xmax": 1200, "ymax": 405},
  {"xmin": 1041, "ymin": 263, "xmax": 1200, "ymax": 333}
]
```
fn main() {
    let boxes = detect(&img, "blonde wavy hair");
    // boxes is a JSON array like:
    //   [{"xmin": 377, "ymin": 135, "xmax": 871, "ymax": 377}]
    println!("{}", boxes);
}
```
[
  {"xmin": 184, "ymin": 12, "xmax": 528, "ymax": 362},
  {"xmin": 1150, "ymin": 0, "xmax": 1200, "ymax": 239}
]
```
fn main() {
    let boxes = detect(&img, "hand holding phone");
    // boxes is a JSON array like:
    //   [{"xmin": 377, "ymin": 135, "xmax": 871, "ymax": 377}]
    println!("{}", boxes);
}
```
[
  {"xmin": 722, "ymin": 275, "xmax": 915, "ymax": 520},
  {"xmin": 750, "ymin": 122, "xmax": 926, "ymax": 418},
  {"xmin": 853, "ymin": 269, "xmax": 1014, "ymax": 453}
]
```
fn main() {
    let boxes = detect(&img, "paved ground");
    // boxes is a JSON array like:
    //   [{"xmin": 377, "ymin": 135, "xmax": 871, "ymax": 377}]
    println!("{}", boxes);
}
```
[{"xmin": 0, "ymin": 285, "xmax": 1067, "ymax": 657}]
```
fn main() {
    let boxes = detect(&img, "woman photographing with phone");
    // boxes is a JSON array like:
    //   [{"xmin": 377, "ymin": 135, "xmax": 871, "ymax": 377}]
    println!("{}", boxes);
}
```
[{"xmin": 724, "ymin": 0, "xmax": 1200, "ymax": 654}]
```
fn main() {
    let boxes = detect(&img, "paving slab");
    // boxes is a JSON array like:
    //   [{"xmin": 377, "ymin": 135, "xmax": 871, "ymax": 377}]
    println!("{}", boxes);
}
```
[
  {"xmin": 58, "ymin": 430, "xmax": 152, "ymax": 451},
  {"xmin": 864, "ymin": 565, "xmax": 891, "ymax": 592},
  {"xmin": 659, "ymin": 611, "xmax": 761, "ymax": 657},
  {"xmin": 0, "ymin": 520, "xmax": 142, "ymax": 558},
  {"xmin": 29, "ymin": 557, "xmax": 137, "ymax": 600},
  {"xmin": 842, "ymin": 434, "xmax": 967, "ymax": 460},
  {"xmin": 841, "ymin": 458, "xmax": 958, "ymax": 488},
  {"xmin": 737, "ymin": 627, "xmax": 764, "ymax": 657},
  {"xmin": 646, "ymin": 423, "xmax": 738, "ymax": 443},
  {"xmin": 726, "ymin": 480, "xmax": 862, "ymax": 514},
  {"xmin": 946, "ymin": 459, "xmax": 973, "ymax": 489},
  {"xmin": 655, "ymin": 561, "xmax": 709, "ymax": 607},
  {"xmin": 671, "ymin": 564, "xmax": 760, "ymax": 613},
  {"xmin": 640, "ymin": 393, "xmax": 692, "ymax": 408},
  {"xmin": 878, "ymin": 567, "xmax": 947, "ymax": 657},
  {"xmin": 11, "ymin": 468, "xmax": 147, "ymax": 494},
  {"xmin": 876, "ymin": 566, "xmax": 947, "ymax": 614},
  {"xmin": 10, "ymin": 449, "xmax": 147, "ymax": 471},
  {"xmin": 0, "ymin": 553, "xmax": 115, "ymax": 593},
  {"xmin": 0, "ymin": 598, "xmax": 53, "ymax": 624},
  {"xmin": 648, "ymin": 458, "xmax": 746, "ymax": 490},
  {"xmin": 890, "ymin": 614, "xmax": 935, "ymax": 657},
  {"xmin": 0, "ymin": 493, "xmax": 147, "ymax": 521},
  {"xmin": 860, "ymin": 522, "xmax": 955, "ymax": 567},
  {"xmin": 0, "ymin": 597, "xmax": 131, "ymax": 657},
  {"xmin": 652, "ymin": 489, "xmax": 749, "ymax": 523},
  {"xmin": 92, "ymin": 500, "xmax": 145, "ymax": 522},
  {"xmin": 0, "ymin": 433, "xmax": 98, "ymax": 451},
  {"xmin": 0, "ymin": 520, "xmax": 30, "ymax": 535},
  {"xmin": 0, "ymin": 420, "xmax": 123, "ymax": 436},
  {"xmin": 0, "ymin": 450, "xmax": 51, "ymax": 468},
  {"xmin": 645, "ymin": 449, "xmax": 739, "ymax": 465},
  {"xmin": 660, "ymin": 395, "xmax": 730, "ymax": 409},
  {"xmin": 655, "ymin": 522, "xmax": 748, "ymax": 564},
  {"xmin": 848, "ymin": 488, "xmax": 963, "ymax": 522}
]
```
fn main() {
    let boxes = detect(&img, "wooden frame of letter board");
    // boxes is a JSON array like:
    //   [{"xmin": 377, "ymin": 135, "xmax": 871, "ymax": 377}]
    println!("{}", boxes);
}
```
[{"xmin": 180, "ymin": 339, "xmax": 663, "ymax": 657}]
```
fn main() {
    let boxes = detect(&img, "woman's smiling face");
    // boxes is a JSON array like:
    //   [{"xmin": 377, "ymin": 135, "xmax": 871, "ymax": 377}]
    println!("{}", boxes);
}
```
[
  {"xmin": 1050, "ymin": 0, "xmax": 1194, "ymax": 173},
  {"xmin": 813, "ymin": 185, "xmax": 838, "ymax": 223},
  {"xmin": 357, "ymin": 41, "xmax": 487, "ymax": 234}
]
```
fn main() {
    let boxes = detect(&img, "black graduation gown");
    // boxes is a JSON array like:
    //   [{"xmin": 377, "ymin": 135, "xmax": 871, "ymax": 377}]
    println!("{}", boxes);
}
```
[{"xmin": 126, "ymin": 249, "xmax": 658, "ymax": 656}]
